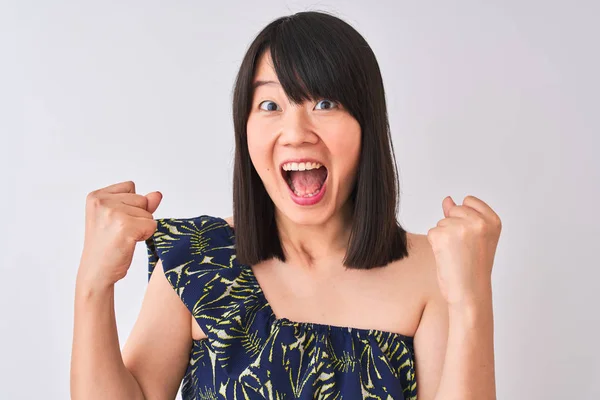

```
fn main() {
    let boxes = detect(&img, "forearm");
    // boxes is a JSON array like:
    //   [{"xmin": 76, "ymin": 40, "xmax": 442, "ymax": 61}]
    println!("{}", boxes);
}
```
[
  {"xmin": 70, "ymin": 276, "xmax": 145, "ymax": 400},
  {"xmin": 434, "ymin": 292, "xmax": 496, "ymax": 400}
]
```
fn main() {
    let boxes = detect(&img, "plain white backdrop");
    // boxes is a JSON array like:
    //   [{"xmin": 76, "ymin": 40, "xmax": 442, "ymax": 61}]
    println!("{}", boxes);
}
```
[{"xmin": 1, "ymin": 0, "xmax": 598, "ymax": 398}]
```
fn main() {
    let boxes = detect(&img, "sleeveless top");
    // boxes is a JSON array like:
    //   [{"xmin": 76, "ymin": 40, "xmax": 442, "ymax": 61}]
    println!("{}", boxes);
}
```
[{"xmin": 145, "ymin": 215, "xmax": 418, "ymax": 399}]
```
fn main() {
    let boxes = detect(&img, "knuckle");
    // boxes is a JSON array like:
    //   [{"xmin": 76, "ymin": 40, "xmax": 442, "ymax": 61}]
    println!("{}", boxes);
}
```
[
  {"xmin": 126, "ymin": 180, "xmax": 136, "ymax": 193},
  {"xmin": 493, "ymin": 215, "xmax": 502, "ymax": 229},
  {"xmin": 142, "ymin": 224, "xmax": 157, "ymax": 241},
  {"xmin": 474, "ymin": 218, "xmax": 487, "ymax": 232},
  {"xmin": 88, "ymin": 195, "xmax": 104, "ymax": 209},
  {"xmin": 456, "ymin": 224, "xmax": 469, "ymax": 237},
  {"xmin": 475, "ymin": 218, "xmax": 487, "ymax": 230},
  {"xmin": 104, "ymin": 206, "xmax": 119, "ymax": 220},
  {"xmin": 97, "ymin": 197, "xmax": 110, "ymax": 208},
  {"xmin": 114, "ymin": 216, "xmax": 129, "ymax": 232}
]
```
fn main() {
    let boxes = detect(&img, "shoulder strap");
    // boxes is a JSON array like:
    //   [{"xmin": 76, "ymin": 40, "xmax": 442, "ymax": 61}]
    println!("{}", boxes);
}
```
[{"xmin": 145, "ymin": 215, "xmax": 243, "ymax": 335}]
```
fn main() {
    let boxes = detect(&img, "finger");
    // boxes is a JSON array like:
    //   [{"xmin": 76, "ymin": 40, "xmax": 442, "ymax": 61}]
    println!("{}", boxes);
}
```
[
  {"xmin": 131, "ymin": 216, "xmax": 159, "ymax": 241},
  {"xmin": 100, "ymin": 193, "xmax": 148, "ymax": 209},
  {"xmin": 115, "ymin": 203, "xmax": 154, "ymax": 219},
  {"xmin": 462, "ymin": 195, "xmax": 498, "ymax": 222},
  {"xmin": 442, "ymin": 196, "xmax": 456, "ymax": 218},
  {"xmin": 98, "ymin": 180, "xmax": 136, "ymax": 194},
  {"xmin": 436, "ymin": 216, "xmax": 462, "ymax": 228},
  {"xmin": 447, "ymin": 204, "xmax": 483, "ymax": 220},
  {"xmin": 145, "ymin": 191, "xmax": 163, "ymax": 214}
]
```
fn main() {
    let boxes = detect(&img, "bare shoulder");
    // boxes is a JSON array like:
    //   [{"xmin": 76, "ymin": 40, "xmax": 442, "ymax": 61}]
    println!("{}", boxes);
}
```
[
  {"xmin": 223, "ymin": 215, "xmax": 234, "ymax": 228},
  {"xmin": 371, "ymin": 231, "xmax": 441, "ymax": 337},
  {"xmin": 404, "ymin": 232, "xmax": 441, "ymax": 300}
]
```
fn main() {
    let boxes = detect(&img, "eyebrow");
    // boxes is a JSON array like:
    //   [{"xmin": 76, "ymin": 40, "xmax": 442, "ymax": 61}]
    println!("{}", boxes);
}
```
[{"xmin": 252, "ymin": 80, "xmax": 280, "ymax": 89}]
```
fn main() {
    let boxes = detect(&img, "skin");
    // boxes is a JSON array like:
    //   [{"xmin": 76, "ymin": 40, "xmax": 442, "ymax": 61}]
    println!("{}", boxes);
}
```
[
  {"xmin": 71, "ymin": 50, "xmax": 498, "ymax": 399},
  {"xmin": 71, "ymin": 182, "xmax": 189, "ymax": 400},
  {"xmin": 236, "ymin": 50, "xmax": 430, "ymax": 339},
  {"xmin": 246, "ymin": 51, "xmax": 361, "ymax": 267}
]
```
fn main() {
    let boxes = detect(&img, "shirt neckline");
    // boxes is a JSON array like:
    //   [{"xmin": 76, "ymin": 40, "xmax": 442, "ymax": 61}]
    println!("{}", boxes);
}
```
[{"xmin": 215, "ymin": 215, "xmax": 415, "ymax": 342}]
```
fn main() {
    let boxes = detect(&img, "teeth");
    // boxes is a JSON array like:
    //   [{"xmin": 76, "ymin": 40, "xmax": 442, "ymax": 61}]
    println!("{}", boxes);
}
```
[
  {"xmin": 283, "ymin": 161, "xmax": 325, "ymax": 198},
  {"xmin": 293, "ymin": 188, "xmax": 321, "ymax": 197},
  {"xmin": 282, "ymin": 161, "xmax": 323, "ymax": 171}
]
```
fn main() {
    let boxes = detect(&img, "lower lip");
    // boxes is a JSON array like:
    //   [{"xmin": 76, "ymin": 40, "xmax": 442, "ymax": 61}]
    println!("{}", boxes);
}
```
[{"xmin": 286, "ymin": 179, "xmax": 327, "ymax": 206}]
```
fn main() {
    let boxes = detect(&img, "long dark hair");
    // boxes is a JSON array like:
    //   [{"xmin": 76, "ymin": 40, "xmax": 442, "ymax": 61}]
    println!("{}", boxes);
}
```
[{"xmin": 232, "ymin": 11, "xmax": 409, "ymax": 269}]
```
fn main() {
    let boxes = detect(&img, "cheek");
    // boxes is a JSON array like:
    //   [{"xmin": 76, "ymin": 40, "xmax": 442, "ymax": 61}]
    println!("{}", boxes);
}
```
[
  {"xmin": 329, "ymin": 116, "xmax": 360, "ymax": 149},
  {"xmin": 329, "ymin": 121, "xmax": 361, "ymax": 172},
  {"xmin": 246, "ymin": 119, "xmax": 274, "ymax": 177}
]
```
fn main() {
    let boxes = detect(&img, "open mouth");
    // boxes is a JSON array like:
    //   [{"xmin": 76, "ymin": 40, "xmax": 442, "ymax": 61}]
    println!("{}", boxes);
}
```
[{"xmin": 281, "ymin": 161, "xmax": 329, "ymax": 198}]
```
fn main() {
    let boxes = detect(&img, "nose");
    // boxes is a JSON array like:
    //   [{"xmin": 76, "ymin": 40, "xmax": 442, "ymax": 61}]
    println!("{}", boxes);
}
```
[{"xmin": 277, "ymin": 104, "xmax": 319, "ymax": 147}]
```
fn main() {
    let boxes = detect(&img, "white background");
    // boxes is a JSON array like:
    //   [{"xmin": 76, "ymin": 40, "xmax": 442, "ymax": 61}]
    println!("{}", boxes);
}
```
[{"xmin": 1, "ymin": 0, "xmax": 598, "ymax": 398}]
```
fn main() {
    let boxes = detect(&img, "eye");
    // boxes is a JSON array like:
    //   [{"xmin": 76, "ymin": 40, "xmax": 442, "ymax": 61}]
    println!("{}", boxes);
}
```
[
  {"xmin": 258, "ymin": 100, "xmax": 281, "ymax": 112},
  {"xmin": 314, "ymin": 99, "xmax": 338, "ymax": 110}
]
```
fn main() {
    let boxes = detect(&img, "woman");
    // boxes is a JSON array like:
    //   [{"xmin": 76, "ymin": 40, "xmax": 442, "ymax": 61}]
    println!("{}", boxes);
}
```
[{"xmin": 71, "ymin": 11, "xmax": 501, "ymax": 400}]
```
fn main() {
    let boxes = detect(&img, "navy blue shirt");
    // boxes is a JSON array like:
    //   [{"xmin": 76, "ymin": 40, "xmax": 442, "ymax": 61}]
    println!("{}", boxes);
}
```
[{"xmin": 146, "ymin": 215, "xmax": 417, "ymax": 399}]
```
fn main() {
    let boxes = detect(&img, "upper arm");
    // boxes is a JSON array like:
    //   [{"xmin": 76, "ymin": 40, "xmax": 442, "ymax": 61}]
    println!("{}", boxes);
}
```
[
  {"xmin": 122, "ymin": 258, "xmax": 192, "ymax": 400},
  {"xmin": 413, "ymin": 241, "xmax": 449, "ymax": 400}
]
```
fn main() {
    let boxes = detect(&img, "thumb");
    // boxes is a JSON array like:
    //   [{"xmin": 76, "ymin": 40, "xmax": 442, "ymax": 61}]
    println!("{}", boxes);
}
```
[
  {"xmin": 442, "ymin": 195, "xmax": 456, "ymax": 218},
  {"xmin": 145, "ymin": 191, "xmax": 163, "ymax": 214}
]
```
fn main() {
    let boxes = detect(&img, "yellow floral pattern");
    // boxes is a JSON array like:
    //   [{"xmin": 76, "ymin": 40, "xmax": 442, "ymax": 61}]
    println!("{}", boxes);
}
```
[{"xmin": 146, "ymin": 215, "xmax": 417, "ymax": 399}]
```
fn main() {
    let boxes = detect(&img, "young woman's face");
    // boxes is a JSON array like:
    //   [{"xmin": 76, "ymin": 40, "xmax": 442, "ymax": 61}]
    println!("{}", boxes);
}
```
[{"xmin": 246, "ymin": 51, "xmax": 361, "ymax": 225}]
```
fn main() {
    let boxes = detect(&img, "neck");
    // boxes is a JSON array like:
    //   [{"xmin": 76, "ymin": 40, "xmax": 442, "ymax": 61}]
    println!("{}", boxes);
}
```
[{"xmin": 274, "ymin": 202, "xmax": 354, "ymax": 270}]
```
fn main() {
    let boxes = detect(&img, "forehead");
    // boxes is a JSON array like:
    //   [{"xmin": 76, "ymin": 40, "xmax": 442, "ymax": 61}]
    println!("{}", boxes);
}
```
[
  {"xmin": 250, "ymin": 49, "xmax": 317, "ymax": 104},
  {"xmin": 253, "ymin": 51, "xmax": 279, "ymax": 87}
]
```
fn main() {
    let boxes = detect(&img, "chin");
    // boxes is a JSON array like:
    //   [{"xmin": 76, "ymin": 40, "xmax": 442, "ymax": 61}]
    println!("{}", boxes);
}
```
[
  {"xmin": 272, "ymin": 188, "xmax": 339, "ymax": 227},
  {"xmin": 278, "ymin": 206, "xmax": 332, "ymax": 226}
]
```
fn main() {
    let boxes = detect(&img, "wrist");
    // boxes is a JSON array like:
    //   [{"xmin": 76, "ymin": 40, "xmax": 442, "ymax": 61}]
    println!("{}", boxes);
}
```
[
  {"xmin": 75, "ymin": 271, "xmax": 115, "ymax": 299},
  {"xmin": 447, "ymin": 278, "xmax": 493, "ymax": 307},
  {"xmin": 448, "ymin": 293, "xmax": 494, "ymax": 329}
]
